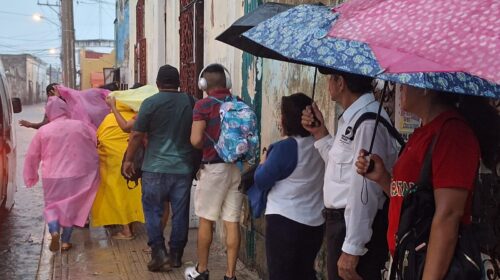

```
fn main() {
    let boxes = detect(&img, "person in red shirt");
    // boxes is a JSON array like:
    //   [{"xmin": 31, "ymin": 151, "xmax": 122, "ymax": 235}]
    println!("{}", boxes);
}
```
[{"xmin": 355, "ymin": 84, "xmax": 499, "ymax": 280}]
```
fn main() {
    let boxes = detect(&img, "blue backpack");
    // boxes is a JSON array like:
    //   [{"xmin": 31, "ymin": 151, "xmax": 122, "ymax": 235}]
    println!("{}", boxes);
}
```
[{"xmin": 206, "ymin": 96, "xmax": 259, "ymax": 164}]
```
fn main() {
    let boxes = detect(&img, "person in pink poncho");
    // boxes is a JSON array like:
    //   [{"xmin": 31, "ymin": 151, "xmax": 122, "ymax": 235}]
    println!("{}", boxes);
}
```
[{"xmin": 23, "ymin": 96, "xmax": 100, "ymax": 252}]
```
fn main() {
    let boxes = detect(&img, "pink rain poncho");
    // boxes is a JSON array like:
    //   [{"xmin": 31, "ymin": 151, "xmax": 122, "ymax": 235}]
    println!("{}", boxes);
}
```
[
  {"xmin": 57, "ymin": 86, "xmax": 110, "ymax": 130},
  {"xmin": 23, "ymin": 97, "xmax": 100, "ymax": 227}
]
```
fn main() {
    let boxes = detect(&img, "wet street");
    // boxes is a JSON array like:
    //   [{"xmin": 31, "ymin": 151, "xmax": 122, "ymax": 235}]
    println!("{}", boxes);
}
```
[
  {"xmin": 0, "ymin": 103, "xmax": 259, "ymax": 280},
  {"xmin": 0, "ymin": 103, "xmax": 47, "ymax": 279}
]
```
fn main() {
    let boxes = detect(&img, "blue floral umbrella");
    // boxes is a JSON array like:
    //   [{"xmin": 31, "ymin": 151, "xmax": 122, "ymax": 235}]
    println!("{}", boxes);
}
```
[{"xmin": 242, "ymin": 4, "xmax": 500, "ymax": 98}]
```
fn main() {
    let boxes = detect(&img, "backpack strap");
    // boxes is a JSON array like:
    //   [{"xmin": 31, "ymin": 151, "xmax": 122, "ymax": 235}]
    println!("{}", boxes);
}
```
[{"xmin": 350, "ymin": 112, "xmax": 406, "ymax": 149}]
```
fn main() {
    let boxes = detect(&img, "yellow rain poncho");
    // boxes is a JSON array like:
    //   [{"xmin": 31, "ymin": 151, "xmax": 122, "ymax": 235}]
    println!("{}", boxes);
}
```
[
  {"xmin": 91, "ymin": 101, "xmax": 145, "ymax": 226},
  {"xmin": 109, "ymin": 85, "xmax": 158, "ymax": 112}
]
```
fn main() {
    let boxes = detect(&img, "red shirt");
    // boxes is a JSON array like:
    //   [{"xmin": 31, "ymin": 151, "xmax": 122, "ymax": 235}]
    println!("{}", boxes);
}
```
[
  {"xmin": 192, "ymin": 89, "xmax": 231, "ymax": 162},
  {"xmin": 387, "ymin": 110, "xmax": 480, "ymax": 254}
]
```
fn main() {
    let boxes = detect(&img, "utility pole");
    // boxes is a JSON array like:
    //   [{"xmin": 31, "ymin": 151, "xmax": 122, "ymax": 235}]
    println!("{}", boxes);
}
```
[{"xmin": 61, "ymin": 0, "xmax": 76, "ymax": 88}]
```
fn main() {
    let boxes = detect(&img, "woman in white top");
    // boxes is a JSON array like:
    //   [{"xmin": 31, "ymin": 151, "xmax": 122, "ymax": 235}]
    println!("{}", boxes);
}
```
[{"xmin": 249, "ymin": 93, "xmax": 325, "ymax": 280}]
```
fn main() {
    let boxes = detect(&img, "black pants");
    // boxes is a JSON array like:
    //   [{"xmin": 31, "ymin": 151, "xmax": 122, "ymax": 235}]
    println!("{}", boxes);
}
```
[
  {"xmin": 325, "ymin": 208, "xmax": 388, "ymax": 280},
  {"xmin": 266, "ymin": 214, "xmax": 325, "ymax": 280}
]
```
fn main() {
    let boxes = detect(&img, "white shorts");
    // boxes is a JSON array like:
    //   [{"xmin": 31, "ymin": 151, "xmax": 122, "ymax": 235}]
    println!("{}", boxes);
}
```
[{"xmin": 194, "ymin": 163, "xmax": 243, "ymax": 222}]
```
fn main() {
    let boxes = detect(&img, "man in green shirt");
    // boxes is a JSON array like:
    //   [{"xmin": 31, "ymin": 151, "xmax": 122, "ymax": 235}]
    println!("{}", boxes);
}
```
[{"xmin": 123, "ymin": 65, "xmax": 193, "ymax": 272}]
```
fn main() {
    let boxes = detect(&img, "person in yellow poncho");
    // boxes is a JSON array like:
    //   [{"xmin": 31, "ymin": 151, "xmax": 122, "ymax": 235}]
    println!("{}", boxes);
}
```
[{"xmin": 91, "ymin": 99, "xmax": 145, "ymax": 239}]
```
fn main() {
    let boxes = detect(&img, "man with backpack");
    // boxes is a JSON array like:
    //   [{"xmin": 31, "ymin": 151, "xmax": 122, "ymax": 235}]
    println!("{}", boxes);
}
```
[
  {"xmin": 302, "ymin": 69, "xmax": 399, "ymax": 280},
  {"xmin": 123, "ymin": 65, "xmax": 194, "ymax": 272},
  {"xmin": 185, "ymin": 64, "xmax": 254, "ymax": 280}
]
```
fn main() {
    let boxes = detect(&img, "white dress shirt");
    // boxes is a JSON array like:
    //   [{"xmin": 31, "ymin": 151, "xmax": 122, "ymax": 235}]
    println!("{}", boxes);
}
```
[{"xmin": 314, "ymin": 93, "xmax": 398, "ymax": 256}]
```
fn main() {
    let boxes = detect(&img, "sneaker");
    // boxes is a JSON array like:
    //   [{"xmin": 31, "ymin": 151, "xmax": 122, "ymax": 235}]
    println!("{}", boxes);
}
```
[
  {"xmin": 223, "ymin": 276, "xmax": 237, "ymax": 280},
  {"xmin": 185, "ymin": 265, "xmax": 209, "ymax": 280}
]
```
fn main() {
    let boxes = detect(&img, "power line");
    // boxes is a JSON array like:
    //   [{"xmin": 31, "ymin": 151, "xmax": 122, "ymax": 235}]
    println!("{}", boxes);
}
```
[
  {"xmin": 0, "ymin": 10, "xmax": 33, "ymax": 17},
  {"xmin": 0, "ymin": 36, "xmax": 59, "ymax": 42}
]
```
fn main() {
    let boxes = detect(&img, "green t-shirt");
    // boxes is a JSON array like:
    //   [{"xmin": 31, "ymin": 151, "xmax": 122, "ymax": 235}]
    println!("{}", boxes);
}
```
[{"xmin": 134, "ymin": 91, "xmax": 193, "ymax": 174}]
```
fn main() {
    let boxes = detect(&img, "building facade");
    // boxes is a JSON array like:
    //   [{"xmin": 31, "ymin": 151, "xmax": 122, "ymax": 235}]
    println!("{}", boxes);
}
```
[
  {"xmin": 118, "ymin": 1, "xmax": 499, "ymax": 279},
  {"xmin": 0, "ymin": 54, "xmax": 48, "ymax": 105},
  {"xmin": 79, "ymin": 49, "xmax": 116, "ymax": 90}
]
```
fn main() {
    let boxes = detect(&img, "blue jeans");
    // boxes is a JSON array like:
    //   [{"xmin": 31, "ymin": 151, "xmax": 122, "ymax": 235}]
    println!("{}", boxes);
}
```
[
  {"xmin": 141, "ymin": 171, "xmax": 191, "ymax": 251},
  {"xmin": 48, "ymin": 220, "xmax": 73, "ymax": 243}
]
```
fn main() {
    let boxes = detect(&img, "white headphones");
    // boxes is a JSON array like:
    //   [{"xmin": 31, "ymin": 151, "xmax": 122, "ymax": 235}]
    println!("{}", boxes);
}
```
[{"xmin": 198, "ymin": 63, "xmax": 232, "ymax": 91}]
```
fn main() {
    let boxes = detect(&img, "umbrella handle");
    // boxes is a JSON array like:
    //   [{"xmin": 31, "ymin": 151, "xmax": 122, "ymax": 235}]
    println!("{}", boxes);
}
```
[
  {"xmin": 311, "ymin": 68, "xmax": 321, "ymax": 127},
  {"xmin": 366, "ymin": 81, "xmax": 389, "ymax": 173}
]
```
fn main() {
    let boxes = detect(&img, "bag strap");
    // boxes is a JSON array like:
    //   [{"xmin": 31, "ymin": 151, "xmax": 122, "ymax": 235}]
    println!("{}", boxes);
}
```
[
  {"xmin": 127, "ymin": 179, "xmax": 140, "ymax": 190},
  {"xmin": 350, "ymin": 112, "xmax": 406, "ymax": 150}
]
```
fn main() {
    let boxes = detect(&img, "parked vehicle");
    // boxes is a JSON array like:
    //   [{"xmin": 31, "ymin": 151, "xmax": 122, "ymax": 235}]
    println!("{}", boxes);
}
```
[{"xmin": 0, "ymin": 60, "xmax": 22, "ymax": 210}]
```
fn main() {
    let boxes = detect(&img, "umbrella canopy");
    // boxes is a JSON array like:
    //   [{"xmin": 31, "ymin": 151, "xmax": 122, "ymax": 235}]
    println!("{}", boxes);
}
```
[
  {"xmin": 215, "ymin": 2, "xmax": 292, "ymax": 60},
  {"xmin": 242, "ymin": 4, "xmax": 500, "ymax": 98},
  {"xmin": 243, "ymin": 4, "xmax": 382, "ymax": 77},
  {"xmin": 328, "ymin": 0, "xmax": 500, "ymax": 85}
]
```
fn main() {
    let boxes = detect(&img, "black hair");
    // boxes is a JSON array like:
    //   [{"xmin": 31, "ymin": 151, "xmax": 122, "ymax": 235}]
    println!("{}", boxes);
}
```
[
  {"xmin": 203, "ymin": 64, "xmax": 225, "ymax": 75},
  {"xmin": 281, "ymin": 93, "xmax": 312, "ymax": 137},
  {"xmin": 319, "ymin": 67, "xmax": 373, "ymax": 94},
  {"xmin": 438, "ymin": 93, "xmax": 500, "ymax": 170},
  {"xmin": 46, "ymin": 83, "xmax": 59, "ymax": 96},
  {"xmin": 202, "ymin": 64, "xmax": 227, "ymax": 89},
  {"xmin": 130, "ymin": 82, "xmax": 144, "ymax": 89},
  {"xmin": 99, "ymin": 82, "xmax": 119, "ymax": 91}
]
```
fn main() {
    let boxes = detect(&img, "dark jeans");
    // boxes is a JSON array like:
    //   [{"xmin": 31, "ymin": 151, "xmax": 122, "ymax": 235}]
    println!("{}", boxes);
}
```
[
  {"xmin": 141, "ymin": 171, "xmax": 191, "ymax": 251},
  {"xmin": 325, "ymin": 208, "xmax": 388, "ymax": 280},
  {"xmin": 266, "ymin": 214, "xmax": 324, "ymax": 280},
  {"xmin": 48, "ymin": 220, "xmax": 73, "ymax": 243}
]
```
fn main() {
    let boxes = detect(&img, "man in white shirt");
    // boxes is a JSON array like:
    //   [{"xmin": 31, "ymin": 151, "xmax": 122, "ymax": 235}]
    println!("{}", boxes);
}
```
[{"xmin": 302, "ymin": 69, "xmax": 398, "ymax": 280}]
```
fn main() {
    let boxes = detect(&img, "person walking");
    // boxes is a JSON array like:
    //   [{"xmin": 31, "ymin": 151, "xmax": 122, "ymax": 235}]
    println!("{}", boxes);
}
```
[
  {"xmin": 123, "ymin": 65, "xmax": 194, "ymax": 272},
  {"xmin": 19, "ymin": 83, "xmax": 59, "ymax": 129},
  {"xmin": 249, "ymin": 93, "xmax": 325, "ymax": 280},
  {"xmin": 302, "ymin": 69, "xmax": 399, "ymax": 280},
  {"xmin": 355, "ymin": 85, "xmax": 497, "ymax": 279},
  {"xmin": 23, "ymin": 96, "xmax": 100, "ymax": 252},
  {"xmin": 185, "ymin": 64, "xmax": 243, "ymax": 280},
  {"xmin": 90, "ymin": 99, "xmax": 145, "ymax": 239}
]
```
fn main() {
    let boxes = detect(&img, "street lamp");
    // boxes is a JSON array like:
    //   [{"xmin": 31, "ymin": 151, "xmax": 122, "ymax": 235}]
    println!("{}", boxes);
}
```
[
  {"xmin": 32, "ymin": 13, "xmax": 60, "ymax": 28},
  {"xmin": 49, "ymin": 48, "xmax": 58, "ymax": 55}
]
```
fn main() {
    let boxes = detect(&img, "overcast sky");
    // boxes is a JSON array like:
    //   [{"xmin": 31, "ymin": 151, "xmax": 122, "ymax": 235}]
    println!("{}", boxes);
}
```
[{"xmin": 0, "ymin": 0, "xmax": 115, "ymax": 67}]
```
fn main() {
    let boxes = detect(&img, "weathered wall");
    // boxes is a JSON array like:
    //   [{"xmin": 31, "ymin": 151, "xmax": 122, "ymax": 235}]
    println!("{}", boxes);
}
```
[
  {"xmin": 0, "ymin": 54, "xmax": 47, "ymax": 104},
  {"xmin": 203, "ymin": 0, "xmax": 245, "ymax": 94},
  {"xmin": 127, "ymin": 0, "xmax": 179, "ymax": 86},
  {"xmin": 165, "ymin": 1, "xmax": 180, "ymax": 70}
]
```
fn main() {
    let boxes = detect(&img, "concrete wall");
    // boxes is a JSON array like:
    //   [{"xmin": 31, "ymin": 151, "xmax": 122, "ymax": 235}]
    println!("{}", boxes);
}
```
[
  {"xmin": 0, "ymin": 54, "xmax": 47, "ymax": 104},
  {"xmin": 128, "ymin": 0, "xmax": 179, "ymax": 86},
  {"xmin": 79, "ymin": 49, "xmax": 116, "ymax": 90}
]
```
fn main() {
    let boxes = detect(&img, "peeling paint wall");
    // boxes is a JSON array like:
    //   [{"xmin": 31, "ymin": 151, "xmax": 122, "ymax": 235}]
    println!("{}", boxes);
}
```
[{"xmin": 203, "ymin": 0, "xmax": 245, "ymax": 95}]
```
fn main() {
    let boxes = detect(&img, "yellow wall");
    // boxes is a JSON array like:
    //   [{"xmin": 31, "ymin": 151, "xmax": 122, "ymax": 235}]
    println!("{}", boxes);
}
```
[{"xmin": 79, "ymin": 49, "xmax": 116, "ymax": 90}]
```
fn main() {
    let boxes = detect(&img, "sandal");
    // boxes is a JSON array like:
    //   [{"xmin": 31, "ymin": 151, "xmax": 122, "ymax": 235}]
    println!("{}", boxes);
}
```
[
  {"xmin": 112, "ymin": 232, "xmax": 135, "ymax": 240},
  {"xmin": 61, "ymin": 243, "xmax": 72, "ymax": 251},
  {"xmin": 49, "ymin": 232, "xmax": 60, "ymax": 252}
]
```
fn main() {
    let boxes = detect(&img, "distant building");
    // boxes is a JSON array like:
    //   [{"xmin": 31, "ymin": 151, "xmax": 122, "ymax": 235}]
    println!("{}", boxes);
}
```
[
  {"xmin": 78, "ymin": 49, "xmax": 115, "ymax": 90},
  {"xmin": 0, "ymin": 54, "xmax": 49, "ymax": 104}
]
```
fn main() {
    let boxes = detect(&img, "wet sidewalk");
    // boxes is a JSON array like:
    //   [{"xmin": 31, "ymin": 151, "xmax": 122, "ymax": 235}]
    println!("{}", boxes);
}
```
[{"xmin": 36, "ymin": 223, "xmax": 261, "ymax": 280}]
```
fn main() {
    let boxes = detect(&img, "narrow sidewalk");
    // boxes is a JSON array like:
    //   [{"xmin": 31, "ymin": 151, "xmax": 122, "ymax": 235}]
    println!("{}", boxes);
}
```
[{"xmin": 36, "ymin": 223, "xmax": 261, "ymax": 280}]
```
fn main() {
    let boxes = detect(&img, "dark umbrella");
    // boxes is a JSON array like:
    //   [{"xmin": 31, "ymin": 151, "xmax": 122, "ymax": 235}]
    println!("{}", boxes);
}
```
[{"xmin": 215, "ymin": 2, "xmax": 293, "ymax": 61}]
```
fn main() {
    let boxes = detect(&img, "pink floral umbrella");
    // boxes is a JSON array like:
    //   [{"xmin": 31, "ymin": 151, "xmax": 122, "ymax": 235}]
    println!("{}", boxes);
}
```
[{"xmin": 328, "ymin": 0, "xmax": 500, "ymax": 84}]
